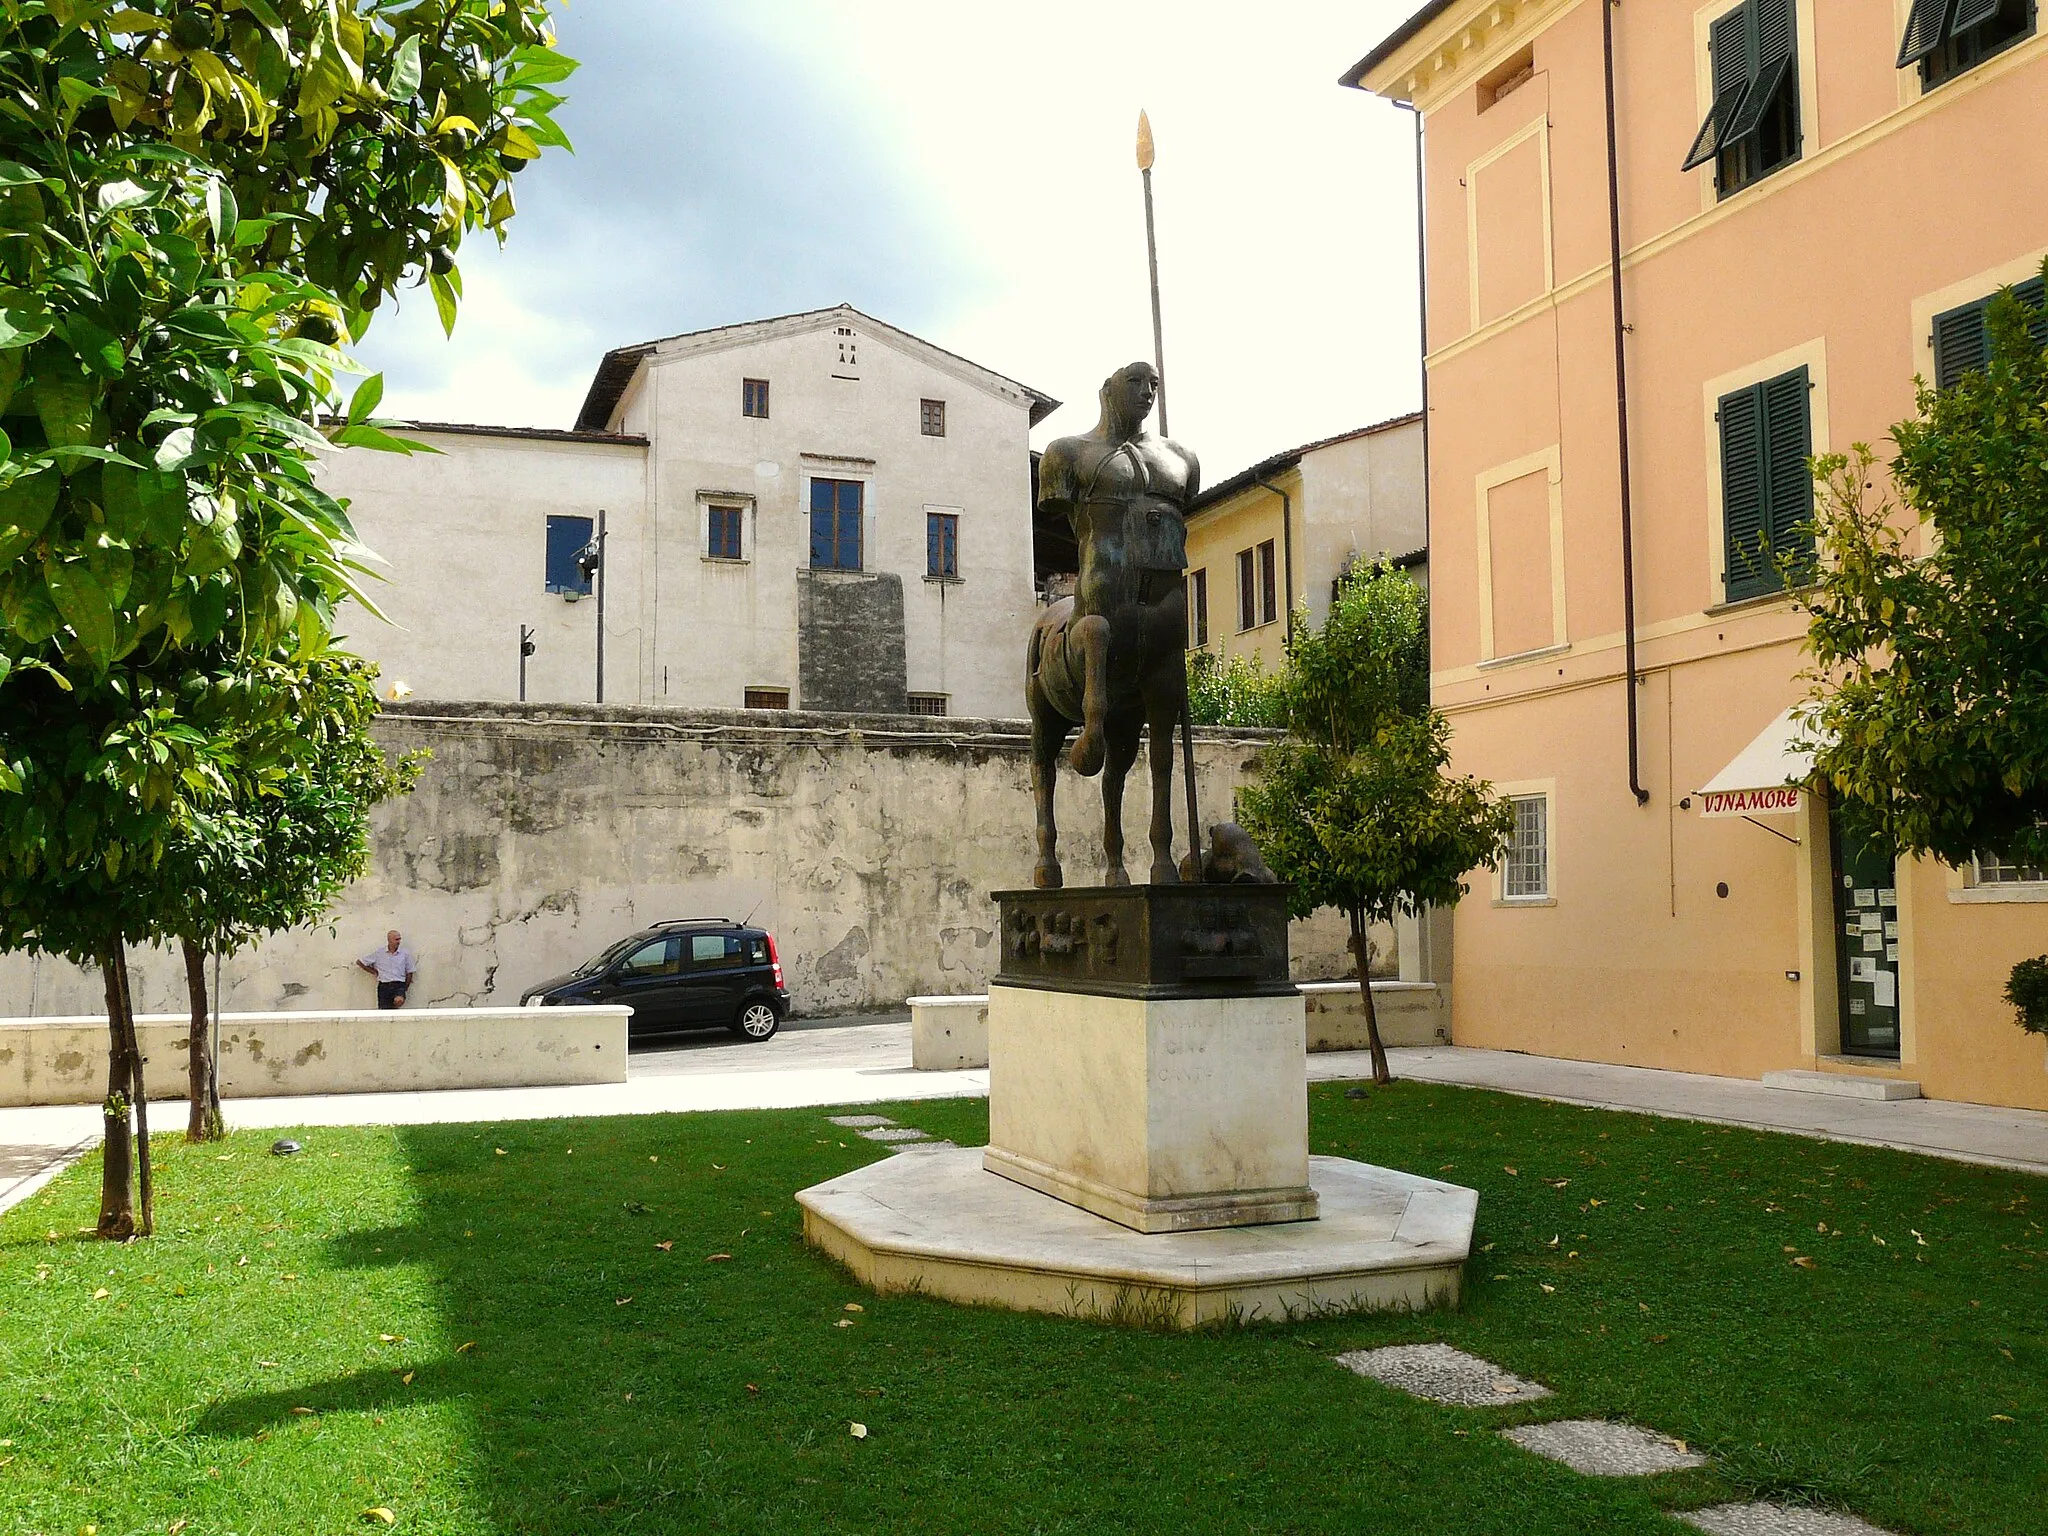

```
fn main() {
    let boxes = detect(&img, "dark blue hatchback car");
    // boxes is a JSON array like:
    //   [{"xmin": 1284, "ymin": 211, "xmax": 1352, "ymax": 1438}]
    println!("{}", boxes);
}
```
[{"xmin": 521, "ymin": 919, "xmax": 788, "ymax": 1043}]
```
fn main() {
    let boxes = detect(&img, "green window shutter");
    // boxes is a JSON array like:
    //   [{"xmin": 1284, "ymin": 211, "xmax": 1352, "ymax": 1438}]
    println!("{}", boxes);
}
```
[
  {"xmin": 1683, "ymin": 5, "xmax": 1755, "ymax": 171},
  {"xmin": 1897, "ymin": 0, "xmax": 1956, "ymax": 67},
  {"xmin": 1932, "ymin": 278, "xmax": 2045, "ymax": 390},
  {"xmin": 1951, "ymin": 0, "xmax": 2003, "ymax": 32},
  {"xmin": 1720, "ymin": 382, "xmax": 1770, "ymax": 601},
  {"xmin": 1762, "ymin": 366, "xmax": 1814, "ymax": 582},
  {"xmin": 1724, "ymin": 0, "xmax": 1796, "ymax": 145},
  {"xmin": 1933, "ymin": 297, "xmax": 1992, "ymax": 389}
]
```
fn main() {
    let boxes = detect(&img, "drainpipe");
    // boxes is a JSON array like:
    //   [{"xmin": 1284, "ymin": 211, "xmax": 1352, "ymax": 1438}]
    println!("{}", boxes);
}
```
[
  {"xmin": 1254, "ymin": 475, "xmax": 1296, "ymax": 643},
  {"xmin": 1394, "ymin": 99, "xmax": 1430, "ymax": 597},
  {"xmin": 1603, "ymin": 0, "xmax": 1651, "ymax": 805}
]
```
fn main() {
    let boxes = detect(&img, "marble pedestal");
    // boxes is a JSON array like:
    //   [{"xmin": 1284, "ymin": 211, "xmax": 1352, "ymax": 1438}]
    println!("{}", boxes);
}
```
[{"xmin": 983, "ymin": 983, "xmax": 1318, "ymax": 1232}]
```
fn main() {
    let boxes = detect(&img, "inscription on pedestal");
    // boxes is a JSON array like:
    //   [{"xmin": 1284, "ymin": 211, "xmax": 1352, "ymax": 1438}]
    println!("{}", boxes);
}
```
[{"xmin": 993, "ymin": 884, "xmax": 1293, "ymax": 1000}]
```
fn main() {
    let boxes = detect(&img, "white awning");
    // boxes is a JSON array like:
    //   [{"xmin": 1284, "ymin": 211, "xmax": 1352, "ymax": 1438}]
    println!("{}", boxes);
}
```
[{"xmin": 1698, "ymin": 707, "xmax": 1817, "ymax": 817}]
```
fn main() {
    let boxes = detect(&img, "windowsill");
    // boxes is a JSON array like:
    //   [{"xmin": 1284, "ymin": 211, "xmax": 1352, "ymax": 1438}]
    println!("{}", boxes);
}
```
[
  {"xmin": 1715, "ymin": 153, "xmax": 1801, "ymax": 204},
  {"xmin": 1478, "ymin": 641, "xmax": 1571, "ymax": 672},
  {"xmin": 807, "ymin": 566, "xmax": 866, "ymax": 576},
  {"xmin": 923, "ymin": 574, "xmax": 963, "ymax": 585},
  {"xmin": 1493, "ymin": 896, "xmax": 1556, "ymax": 909},
  {"xmin": 1704, "ymin": 587, "xmax": 1806, "ymax": 618},
  {"xmin": 702, "ymin": 556, "xmax": 749, "ymax": 566},
  {"xmin": 1949, "ymin": 883, "xmax": 2048, "ymax": 905},
  {"xmin": 1236, "ymin": 619, "xmax": 1280, "ymax": 635}
]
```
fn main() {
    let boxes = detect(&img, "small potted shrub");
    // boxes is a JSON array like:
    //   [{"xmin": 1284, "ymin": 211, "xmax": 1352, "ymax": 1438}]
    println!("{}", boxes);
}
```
[{"xmin": 2008, "ymin": 956, "xmax": 2048, "ymax": 1036}]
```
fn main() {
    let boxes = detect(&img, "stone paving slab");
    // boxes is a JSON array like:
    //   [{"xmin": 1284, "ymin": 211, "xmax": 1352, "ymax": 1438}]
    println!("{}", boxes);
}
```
[
  {"xmin": 858, "ymin": 1126, "xmax": 928, "ymax": 1142},
  {"xmin": 827, "ymin": 1114, "xmax": 896, "ymax": 1128},
  {"xmin": 1679, "ymin": 1503, "xmax": 1898, "ymax": 1535},
  {"xmin": 1333, "ymin": 1343, "xmax": 1551, "ymax": 1406},
  {"xmin": 1501, "ymin": 1419, "xmax": 1709, "ymax": 1476}
]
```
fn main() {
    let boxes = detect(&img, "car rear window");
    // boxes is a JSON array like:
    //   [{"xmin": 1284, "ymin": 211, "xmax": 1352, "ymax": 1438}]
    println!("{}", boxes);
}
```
[
  {"xmin": 690, "ymin": 933, "xmax": 747, "ymax": 970},
  {"xmin": 748, "ymin": 936, "xmax": 769, "ymax": 965}
]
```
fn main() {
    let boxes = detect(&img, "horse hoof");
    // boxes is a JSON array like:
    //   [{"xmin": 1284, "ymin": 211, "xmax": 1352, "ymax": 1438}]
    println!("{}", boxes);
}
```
[
  {"xmin": 1068, "ymin": 730, "xmax": 1105, "ymax": 776},
  {"xmin": 1034, "ymin": 861, "xmax": 1063, "ymax": 890},
  {"xmin": 1149, "ymin": 860, "xmax": 1181, "ymax": 886}
]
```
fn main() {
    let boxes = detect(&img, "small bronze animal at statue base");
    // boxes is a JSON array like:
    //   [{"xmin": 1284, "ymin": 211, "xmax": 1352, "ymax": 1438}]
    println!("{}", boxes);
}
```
[{"xmin": 1196, "ymin": 822, "xmax": 1279, "ymax": 885}]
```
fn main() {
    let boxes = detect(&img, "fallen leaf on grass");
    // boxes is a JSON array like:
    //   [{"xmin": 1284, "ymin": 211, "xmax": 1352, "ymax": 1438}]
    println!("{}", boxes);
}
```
[
  {"xmin": 1503, "ymin": 1166, "xmax": 1519, "ymax": 1176},
  {"xmin": 456, "ymin": 1342, "xmax": 476, "ymax": 1354},
  {"xmin": 1649, "ymin": 1334, "xmax": 1669, "ymax": 1344},
  {"xmin": 92, "ymin": 1287, "xmax": 110, "ymax": 1300},
  {"xmin": 615, "ymin": 1297, "xmax": 633, "ymax": 1306},
  {"xmin": 649, "ymin": 1156, "xmax": 659, "ymax": 1163},
  {"xmin": 843, "ymin": 1302, "xmax": 864, "ymax": 1313},
  {"xmin": 746, "ymin": 1383, "xmax": 760, "ymax": 1394},
  {"xmin": 494, "ymin": 1148, "xmax": 506, "ymax": 1156},
  {"xmin": 400, "ymin": 1372, "xmax": 414, "ymax": 1387},
  {"xmin": 290, "ymin": 1407, "xmax": 315, "ymax": 1417},
  {"xmin": 712, "ymin": 1164, "xmax": 726, "ymax": 1171},
  {"xmin": 169, "ymin": 1521, "xmax": 188, "ymax": 1534},
  {"xmin": 378, "ymin": 1334, "xmax": 404, "ymax": 1344},
  {"xmin": 849, "ymin": 1422, "xmax": 868, "ymax": 1439},
  {"xmin": 257, "ymin": 1360, "xmax": 278, "ymax": 1369},
  {"xmin": 1538, "ymin": 1283, "xmax": 1555, "ymax": 1294},
  {"xmin": 655, "ymin": 1241, "xmax": 674, "ymax": 1252},
  {"xmin": 1991, "ymin": 1414, "xmax": 2015, "ymax": 1423},
  {"xmin": 1912, "ymin": 1229, "xmax": 1928, "ymax": 1246},
  {"xmin": 835, "ymin": 1318, "xmax": 855, "ymax": 1328},
  {"xmin": 706, "ymin": 1253, "xmax": 732, "ymax": 1263},
  {"xmin": 1792, "ymin": 1256, "xmax": 1818, "ymax": 1269},
  {"xmin": 363, "ymin": 1509, "xmax": 396, "ymax": 1525}
]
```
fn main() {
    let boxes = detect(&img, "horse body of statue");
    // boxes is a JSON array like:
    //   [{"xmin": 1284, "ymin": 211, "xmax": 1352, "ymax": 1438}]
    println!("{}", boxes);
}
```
[{"xmin": 1027, "ymin": 362, "xmax": 1201, "ymax": 889}]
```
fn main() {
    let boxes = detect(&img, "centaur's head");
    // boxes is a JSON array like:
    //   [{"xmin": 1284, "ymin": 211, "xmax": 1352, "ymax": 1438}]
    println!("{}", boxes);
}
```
[{"xmin": 1098, "ymin": 362, "xmax": 1159, "ymax": 438}]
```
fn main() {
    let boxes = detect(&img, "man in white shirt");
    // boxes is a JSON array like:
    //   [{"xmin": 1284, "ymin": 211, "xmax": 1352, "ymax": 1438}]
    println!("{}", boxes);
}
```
[{"xmin": 357, "ymin": 931, "xmax": 417, "ymax": 1009}]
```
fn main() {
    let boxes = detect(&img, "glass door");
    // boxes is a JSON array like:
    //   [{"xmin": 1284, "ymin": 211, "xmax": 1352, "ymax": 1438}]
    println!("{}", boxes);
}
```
[{"xmin": 1831, "ymin": 806, "xmax": 1901, "ymax": 1058}]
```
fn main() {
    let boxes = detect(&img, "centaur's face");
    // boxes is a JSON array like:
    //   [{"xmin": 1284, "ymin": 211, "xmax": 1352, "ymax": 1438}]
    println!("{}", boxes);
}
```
[{"xmin": 1109, "ymin": 367, "xmax": 1158, "ymax": 429}]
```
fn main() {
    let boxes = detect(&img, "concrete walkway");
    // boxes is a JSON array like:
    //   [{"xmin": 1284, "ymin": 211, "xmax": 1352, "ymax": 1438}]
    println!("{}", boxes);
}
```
[
  {"xmin": 1380, "ymin": 1045, "xmax": 2048, "ymax": 1177},
  {"xmin": 6, "ymin": 1026, "xmax": 2044, "ymax": 1218}
]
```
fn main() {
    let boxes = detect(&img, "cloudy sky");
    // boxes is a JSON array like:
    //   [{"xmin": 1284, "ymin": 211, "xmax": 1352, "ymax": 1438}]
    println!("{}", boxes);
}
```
[{"xmin": 356, "ymin": 1, "xmax": 1426, "ymax": 480}]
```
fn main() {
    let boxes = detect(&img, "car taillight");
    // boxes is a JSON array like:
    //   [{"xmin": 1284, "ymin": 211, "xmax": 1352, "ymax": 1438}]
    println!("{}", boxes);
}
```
[{"xmin": 766, "ymin": 932, "xmax": 784, "ymax": 990}]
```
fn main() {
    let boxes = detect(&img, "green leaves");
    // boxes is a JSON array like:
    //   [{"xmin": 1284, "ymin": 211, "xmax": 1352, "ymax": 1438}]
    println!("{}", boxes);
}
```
[
  {"xmin": 1802, "ymin": 260, "xmax": 2048, "ymax": 871},
  {"xmin": 0, "ymin": 288, "xmax": 54, "ymax": 350},
  {"xmin": 43, "ymin": 555, "xmax": 118, "ymax": 667}
]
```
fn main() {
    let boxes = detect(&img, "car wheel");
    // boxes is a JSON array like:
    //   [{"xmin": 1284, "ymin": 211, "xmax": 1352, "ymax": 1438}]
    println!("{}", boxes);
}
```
[{"xmin": 734, "ymin": 1001, "xmax": 780, "ymax": 1041}]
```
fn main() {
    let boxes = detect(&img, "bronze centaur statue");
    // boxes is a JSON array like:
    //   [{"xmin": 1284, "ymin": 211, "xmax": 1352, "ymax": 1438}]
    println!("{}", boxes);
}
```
[{"xmin": 1026, "ymin": 362, "xmax": 1203, "ymax": 889}]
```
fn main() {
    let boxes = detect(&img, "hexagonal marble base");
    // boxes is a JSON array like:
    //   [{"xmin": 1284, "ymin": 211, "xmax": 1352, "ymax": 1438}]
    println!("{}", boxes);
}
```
[{"xmin": 797, "ymin": 1148, "xmax": 1476, "ymax": 1329}]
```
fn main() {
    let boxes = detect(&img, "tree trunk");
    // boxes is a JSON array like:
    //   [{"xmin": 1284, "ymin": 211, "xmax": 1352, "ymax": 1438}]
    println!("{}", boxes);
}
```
[
  {"xmin": 114, "ymin": 944, "xmax": 154, "ymax": 1236},
  {"xmin": 1349, "ymin": 905, "xmax": 1391, "ymax": 1087},
  {"xmin": 96, "ymin": 953, "xmax": 136, "ymax": 1240},
  {"xmin": 182, "ymin": 937, "xmax": 224, "ymax": 1142}
]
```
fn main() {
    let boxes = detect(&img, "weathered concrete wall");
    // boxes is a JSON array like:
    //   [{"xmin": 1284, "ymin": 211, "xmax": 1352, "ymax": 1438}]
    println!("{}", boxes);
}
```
[
  {"xmin": 798, "ymin": 569, "xmax": 909, "ymax": 712},
  {"xmin": 0, "ymin": 1007, "xmax": 628, "ymax": 1106},
  {"xmin": 0, "ymin": 702, "xmax": 1364, "ymax": 1022}
]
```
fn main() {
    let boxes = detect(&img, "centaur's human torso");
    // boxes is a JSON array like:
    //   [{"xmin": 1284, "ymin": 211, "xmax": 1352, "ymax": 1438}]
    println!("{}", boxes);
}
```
[{"xmin": 1034, "ymin": 429, "xmax": 1199, "ymax": 721}]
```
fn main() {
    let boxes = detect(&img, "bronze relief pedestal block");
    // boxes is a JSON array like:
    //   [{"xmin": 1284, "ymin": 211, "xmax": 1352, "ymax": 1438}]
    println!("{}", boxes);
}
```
[{"xmin": 983, "ymin": 884, "xmax": 1318, "ymax": 1234}]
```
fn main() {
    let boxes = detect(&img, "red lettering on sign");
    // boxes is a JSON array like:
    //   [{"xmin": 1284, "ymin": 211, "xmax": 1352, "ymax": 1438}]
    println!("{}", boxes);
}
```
[{"xmin": 1700, "ymin": 787, "xmax": 1802, "ymax": 817}]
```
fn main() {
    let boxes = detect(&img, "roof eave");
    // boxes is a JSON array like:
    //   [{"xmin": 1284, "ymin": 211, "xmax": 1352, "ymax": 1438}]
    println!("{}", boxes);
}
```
[{"xmin": 1339, "ymin": 0, "xmax": 1459, "ymax": 96}]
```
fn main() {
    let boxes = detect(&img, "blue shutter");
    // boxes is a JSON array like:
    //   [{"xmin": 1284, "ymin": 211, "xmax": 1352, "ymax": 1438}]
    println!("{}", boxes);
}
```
[
  {"xmin": 1896, "ymin": 0, "xmax": 1955, "ymax": 66},
  {"xmin": 545, "ymin": 514, "xmax": 594, "ymax": 594},
  {"xmin": 926, "ymin": 512, "xmax": 940, "ymax": 575},
  {"xmin": 837, "ymin": 481, "xmax": 862, "ymax": 571},
  {"xmin": 810, "ymin": 479, "xmax": 833, "ymax": 568},
  {"xmin": 1762, "ymin": 366, "xmax": 1814, "ymax": 580},
  {"xmin": 1720, "ymin": 383, "xmax": 1769, "ymax": 600}
]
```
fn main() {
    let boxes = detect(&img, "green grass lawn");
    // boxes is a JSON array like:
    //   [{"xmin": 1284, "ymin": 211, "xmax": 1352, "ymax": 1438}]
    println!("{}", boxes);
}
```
[{"xmin": 1, "ymin": 1082, "xmax": 2042, "ymax": 1535}]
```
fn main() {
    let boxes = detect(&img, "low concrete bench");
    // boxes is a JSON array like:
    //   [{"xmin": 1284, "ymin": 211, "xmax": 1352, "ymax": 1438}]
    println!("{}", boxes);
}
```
[
  {"xmin": 906, "ymin": 983, "xmax": 1448, "ymax": 1070},
  {"xmin": 1302, "ymin": 981, "xmax": 1448, "ymax": 1051},
  {"xmin": 908, "ymin": 995, "xmax": 991, "ymax": 1071},
  {"xmin": 0, "ymin": 1006, "xmax": 630, "ymax": 1107}
]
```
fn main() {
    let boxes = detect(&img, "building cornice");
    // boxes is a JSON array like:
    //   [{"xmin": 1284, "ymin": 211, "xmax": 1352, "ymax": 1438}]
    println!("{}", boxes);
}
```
[{"xmin": 1346, "ymin": 0, "xmax": 1584, "ymax": 110}]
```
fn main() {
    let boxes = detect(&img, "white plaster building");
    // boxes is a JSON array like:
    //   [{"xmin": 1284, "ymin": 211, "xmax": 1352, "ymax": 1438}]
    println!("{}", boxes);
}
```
[{"xmin": 322, "ymin": 305, "xmax": 1058, "ymax": 716}]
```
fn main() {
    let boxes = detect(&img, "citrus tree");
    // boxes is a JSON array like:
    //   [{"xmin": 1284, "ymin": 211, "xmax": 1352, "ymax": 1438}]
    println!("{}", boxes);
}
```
[
  {"xmin": 1236, "ymin": 564, "xmax": 1513, "ymax": 1084},
  {"xmin": 0, "ymin": 0, "xmax": 572, "ymax": 1235}
]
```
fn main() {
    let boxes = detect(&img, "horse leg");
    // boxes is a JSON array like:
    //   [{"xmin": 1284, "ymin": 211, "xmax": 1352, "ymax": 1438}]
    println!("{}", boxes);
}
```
[
  {"xmin": 1099, "ymin": 716, "xmax": 1142, "ymax": 887},
  {"xmin": 1145, "ymin": 702, "xmax": 1181, "ymax": 885},
  {"xmin": 1066, "ymin": 613, "xmax": 1111, "ymax": 776},
  {"xmin": 1030, "ymin": 697, "xmax": 1067, "ymax": 890}
]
